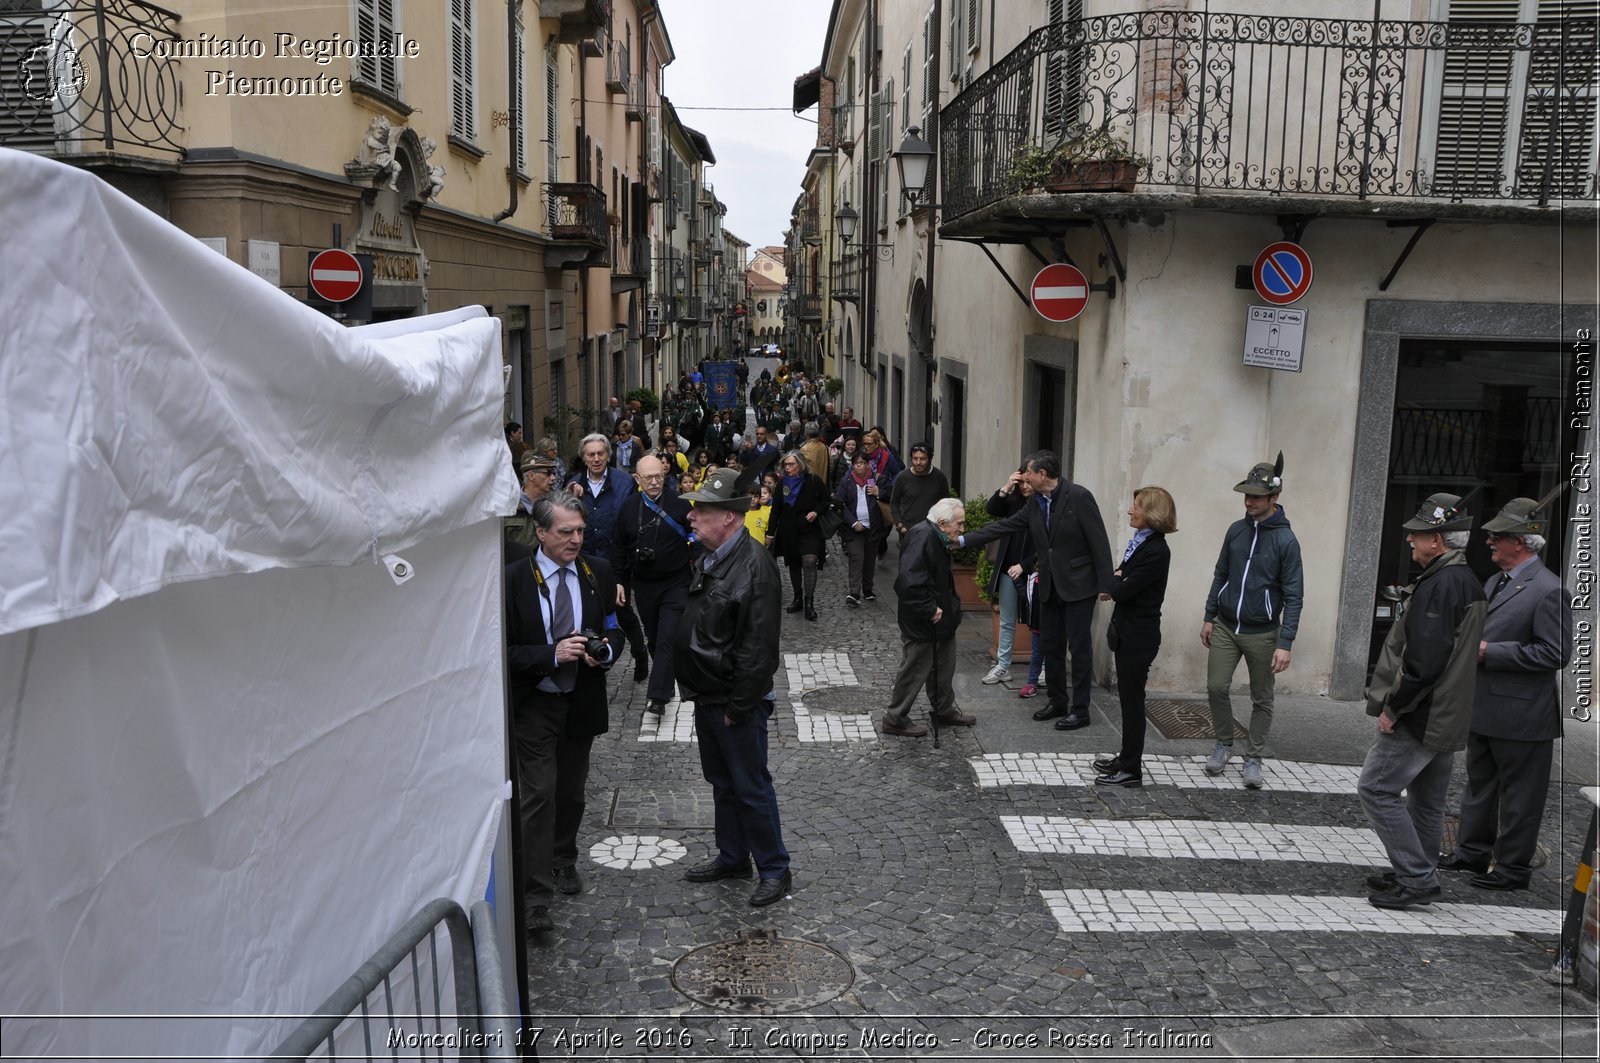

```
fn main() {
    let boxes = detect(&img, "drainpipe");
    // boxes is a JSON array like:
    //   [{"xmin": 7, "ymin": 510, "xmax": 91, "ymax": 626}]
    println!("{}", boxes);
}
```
[
  {"xmin": 924, "ymin": 0, "xmax": 941, "ymax": 446},
  {"xmin": 493, "ymin": 0, "xmax": 519, "ymax": 222},
  {"xmin": 861, "ymin": 0, "xmax": 879, "ymax": 383}
]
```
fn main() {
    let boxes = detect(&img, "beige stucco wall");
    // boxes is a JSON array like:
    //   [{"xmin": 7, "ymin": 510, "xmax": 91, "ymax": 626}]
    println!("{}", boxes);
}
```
[
  {"xmin": 169, "ymin": 1, "xmax": 561, "ymax": 231},
  {"xmin": 934, "ymin": 203, "xmax": 1593, "ymax": 697}
]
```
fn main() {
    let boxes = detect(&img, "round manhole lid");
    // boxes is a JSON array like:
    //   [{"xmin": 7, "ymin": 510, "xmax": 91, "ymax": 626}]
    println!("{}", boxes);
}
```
[
  {"xmin": 799, "ymin": 687, "xmax": 869, "ymax": 714},
  {"xmin": 671, "ymin": 930, "xmax": 854, "ymax": 1012}
]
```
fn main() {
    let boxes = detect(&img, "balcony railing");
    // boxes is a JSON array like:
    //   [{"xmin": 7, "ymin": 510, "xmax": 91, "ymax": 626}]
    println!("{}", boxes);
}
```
[
  {"xmin": 800, "ymin": 213, "xmax": 820, "ymax": 244},
  {"xmin": 831, "ymin": 251, "xmax": 862, "ymax": 301},
  {"xmin": 0, "ymin": 0, "xmax": 184, "ymax": 160},
  {"xmin": 800, "ymin": 293, "xmax": 822, "ymax": 321},
  {"xmin": 545, "ymin": 181, "xmax": 608, "ymax": 247},
  {"xmin": 683, "ymin": 296, "xmax": 704, "ymax": 323},
  {"xmin": 624, "ymin": 74, "xmax": 644, "ymax": 122},
  {"xmin": 940, "ymin": 11, "xmax": 1599, "ymax": 223},
  {"xmin": 606, "ymin": 42, "xmax": 629, "ymax": 95}
]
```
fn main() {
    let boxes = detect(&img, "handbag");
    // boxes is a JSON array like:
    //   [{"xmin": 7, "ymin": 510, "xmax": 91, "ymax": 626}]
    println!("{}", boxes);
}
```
[{"xmin": 816, "ymin": 499, "xmax": 845, "ymax": 539}]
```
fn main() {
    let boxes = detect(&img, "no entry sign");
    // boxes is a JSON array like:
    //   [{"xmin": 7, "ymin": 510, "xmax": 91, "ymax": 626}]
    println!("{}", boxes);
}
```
[
  {"xmin": 1030, "ymin": 263, "xmax": 1090, "ymax": 322},
  {"xmin": 308, "ymin": 249, "xmax": 363, "ymax": 303},
  {"xmin": 1252, "ymin": 241, "xmax": 1313, "ymax": 305}
]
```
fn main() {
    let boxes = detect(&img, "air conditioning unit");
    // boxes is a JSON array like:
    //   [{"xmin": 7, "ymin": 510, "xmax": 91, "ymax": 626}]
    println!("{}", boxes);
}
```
[{"xmin": 646, "ymin": 303, "xmax": 662, "ymax": 329}]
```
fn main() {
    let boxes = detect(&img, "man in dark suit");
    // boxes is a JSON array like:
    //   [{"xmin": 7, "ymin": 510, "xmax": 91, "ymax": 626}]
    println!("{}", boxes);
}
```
[
  {"xmin": 504, "ymin": 494, "xmax": 623, "ymax": 935},
  {"xmin": 1440, "ymin": 495, "xmax": 1571, "ymax": 891},
  {"xmin": 612, "ymin": 455, "xmax": 695, "ymax": 716},
  {"xmin": 960, "ymin": 450, "xmax": 1113, "ymax": 731},
  {"xmin": 881, "ymin": 498, "xmax": 975, "ymax": 737}
]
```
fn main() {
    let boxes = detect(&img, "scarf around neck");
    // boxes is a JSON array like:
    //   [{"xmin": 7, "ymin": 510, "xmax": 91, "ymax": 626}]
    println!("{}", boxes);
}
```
[{"xmin": 782, "ymin": 473, "xmax": 804, "ymax": 506}]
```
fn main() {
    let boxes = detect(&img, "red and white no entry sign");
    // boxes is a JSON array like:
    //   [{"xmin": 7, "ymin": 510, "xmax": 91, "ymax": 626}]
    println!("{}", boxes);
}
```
[
  {"xmin": 309, "ymin": 248, "xmax": 363, "ymax": 303},
  {"xmin": 1030, "ymin": 263, "xmax": 1090, "ymax": 323},
  {"xmin": 1252, "ymin": 241, "xmax": 1313, "ymax": 306}
]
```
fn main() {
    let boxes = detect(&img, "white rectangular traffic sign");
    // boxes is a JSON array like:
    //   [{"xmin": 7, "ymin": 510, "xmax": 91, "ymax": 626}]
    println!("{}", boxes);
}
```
[{"xmin": 1242, "ymin": 305, "xmax": 1307, "ymax": 372}]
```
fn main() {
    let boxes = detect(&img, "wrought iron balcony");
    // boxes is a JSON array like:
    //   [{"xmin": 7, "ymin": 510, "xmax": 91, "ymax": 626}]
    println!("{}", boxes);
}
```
[
  {"xmin": 939, "ymin": 10, "xmax": 1599, "ymax": 235},
  {"xmin": 800, "ymin": 213, "xmax": 821, "ymax": 245},
  {"xmin": 800, "ymin": 293, "xmax": 822, "ymax": 322},
  {"xmin": 831, "ymin": 250, "xmax": 862, "ymax": 302},
  {"xmin": 624, "ymin": 75, "xmax": 644, "ymax": 123},
  {"xmin": 543, "ymin": 182, "xmax": 608, "ymax": 269},
  {"xmin": 605, "ymin": 42, "xmax": 629, "ymax": 96},
  {"xmin": 0, "ymin": 0, "xmax": 184, "ymax": 161},
  {"xmin": 613, "ymin": 236, "xmax": 649, "ymax": 279},
  {"xmin": 682, "ymin": 296, "xmax": 705, "ymax": 324}
]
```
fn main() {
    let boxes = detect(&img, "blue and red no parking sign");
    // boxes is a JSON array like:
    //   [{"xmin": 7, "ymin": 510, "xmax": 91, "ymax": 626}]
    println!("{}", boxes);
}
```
[{"xmin": 1252, "ymin": 242, "xmax": 1313, "ymax": 305}]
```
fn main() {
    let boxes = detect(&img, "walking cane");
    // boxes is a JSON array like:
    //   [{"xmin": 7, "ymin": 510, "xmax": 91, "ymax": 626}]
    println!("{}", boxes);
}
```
[{"xmin": 929, "ymin": 636, "xmax": 942, "ymax": 750}]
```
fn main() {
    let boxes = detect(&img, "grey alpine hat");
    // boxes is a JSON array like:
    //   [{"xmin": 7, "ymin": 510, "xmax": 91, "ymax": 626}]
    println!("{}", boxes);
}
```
[
  {"xmin": 1234, "ymin": 451, "xmax": 1284, "ymax": 497},
  {"xmin": 1401, "ymin": 492, "xmax": 1474, "ymax": 533},
  {"xmin": 520, "ymin": 451, "xmax": 557, "ymax": 474},
  {"xmin": 1483, "ymin": 483, "xmax": 1565, "ymax": 535}
]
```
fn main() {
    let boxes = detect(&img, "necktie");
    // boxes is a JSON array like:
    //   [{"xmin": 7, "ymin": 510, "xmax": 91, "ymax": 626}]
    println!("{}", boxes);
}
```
[
  {"xmin": 1489, "ymin": 572, "xmax": 1512, "ymax": 601},
  {"xmin": 1039, "ymin": 494, "xmax": 1051, "ymax": 530},
  {"xmin": 552, "ymin": 567, "xmax": 577, "ymax": 692}
]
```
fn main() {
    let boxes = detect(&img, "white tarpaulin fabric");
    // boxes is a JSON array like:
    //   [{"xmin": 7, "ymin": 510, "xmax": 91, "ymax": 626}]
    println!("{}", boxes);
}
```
[{"xmin": 0, "ymin": 149, "xmax": 517, "ymax": 1059}]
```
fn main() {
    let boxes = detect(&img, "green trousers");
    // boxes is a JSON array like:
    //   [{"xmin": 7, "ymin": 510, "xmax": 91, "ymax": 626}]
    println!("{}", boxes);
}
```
[{"xmin": 1206, "ymin": 625, "xmax": 1279, "ymax": 758}]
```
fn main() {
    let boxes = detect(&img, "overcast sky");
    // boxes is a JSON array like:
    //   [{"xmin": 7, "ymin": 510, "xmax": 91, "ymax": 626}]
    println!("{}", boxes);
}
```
[{"xmin": 657, "ymin": 0, "xmax": 828, "ymax": 253}]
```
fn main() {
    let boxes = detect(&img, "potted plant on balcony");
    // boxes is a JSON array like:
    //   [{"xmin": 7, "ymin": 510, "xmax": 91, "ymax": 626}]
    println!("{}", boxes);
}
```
[{"xmin": 1008, "ymin": 127, "xmax": 1145, "ymax": 194}]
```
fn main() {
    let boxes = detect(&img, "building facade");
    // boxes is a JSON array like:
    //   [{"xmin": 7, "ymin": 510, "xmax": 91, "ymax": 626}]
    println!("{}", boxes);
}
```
[
  {"xmin": 1, "ymin": 0, "xmax": 706, "ymax": 458},
  {"xmin": 798, "ymin": 0, "xmax": 1597, "ymax": 698}
]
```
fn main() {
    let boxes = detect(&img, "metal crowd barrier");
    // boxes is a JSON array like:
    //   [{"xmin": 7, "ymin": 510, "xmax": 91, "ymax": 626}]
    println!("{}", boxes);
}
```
[{"xmin": 269, "ymin": 898, "xmax": 516, "ymax": 1061}]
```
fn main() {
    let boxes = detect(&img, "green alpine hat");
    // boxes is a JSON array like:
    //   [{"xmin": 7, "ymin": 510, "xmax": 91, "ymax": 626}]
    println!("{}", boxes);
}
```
[
  {"xmin": 1483, "ymin": 484, "xmax": 1566, "ymax": 535},
  {"xmin": 1401, "ymin": 492, "xmax": 1474, "ymax": 533},
  {"xmin": 1234, "ymin": 451, "xmax": 1284, "ymax": 497},
  {"xmin": 681, "ymin": 469, "xmax": 751, "ymax": 511}
]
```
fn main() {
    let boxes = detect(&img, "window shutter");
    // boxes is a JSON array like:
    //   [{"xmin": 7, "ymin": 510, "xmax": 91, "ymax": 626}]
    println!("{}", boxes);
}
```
[
  {"xmin": 1043, "ymin": 0, "xmax": 1083, "ymax": 138},
  {"xmin": 1519, "ymin": 0, "xmax": 1599, "ymax": 196},
  {"xmin": 451, "ymin": 0, "xmax": 475, "ymax": 140},
  {"xmin": 545, "ymin": 39, "xmax": 559, "ymax": 185},
  {"xmin": 901, "ymin": 46, "xmax": 913, "ymax": 131},
  {"xmin": 968, "ymin": 0, "xmax": 981, "ymax": 53},
  {"xmin": 881, "ymin": 91, "xmax": 894, "ymax": 220},
  {"xmin": 921, "ymin": 6, "xmax": 934, "ymax": 125},
  {"xmin": 948, "ymin": 0, "xmax": 961, "ymax": 79},
  {"xmin": 356, "ymin": 0, "xmax": 401, "ymax": 96}
]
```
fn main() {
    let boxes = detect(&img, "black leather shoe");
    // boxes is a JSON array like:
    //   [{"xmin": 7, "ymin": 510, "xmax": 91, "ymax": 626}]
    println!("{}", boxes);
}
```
[
  {"xmin": 1470, "ymin": 869, "xmax": 1529, "ymax": 891},
  {"xmin": 1094, "ymin": 770, "xmax": 1142, "ymax": 788},
  {"xmin": 1368, "ymin": 883, "xmax": 1442, "ymax": 910},
  {"xmin": 750, "ymin": 871, "xmax": 792, "ymax": 907},
  {"xmin": 1437, "ymin": 852, "xmax": 1490, "ymax": 873},
  {"xmin": 525, "ymin": 904, "xmax": 554, "ymax": 933},
  {"xmin": 786, "ymin": 598, "xmax": 804, "ymax": 614},
  {"xmin": 1031, "ymin": 703, "xmax": 1069, "ymax": 721},
  {"xmin": 553, "ymin": 865, "xmax": 583, "ymax": 895},
  {"xmin": 1092, "ymin": 756, "xmax": 1122, "ymax": 774},
  {"xmin": 646, "ymin": 700, "xmax": 666, "ymax": 715},
  {"xmin": 804, "ymin": 602, "xmax": 818, "ymax": 621},
  {"xmin": 684, "ymin": 859, "xmax": 753, "ymax": 882},
  {"xmin": 632, "ymin": 658, "xmax": 650, "ymax": 683},
  {"xmin": 1365, "ymin": 871, "xmax": 1397, "ymax": 892},
  {"xmin": 1054, "ymin": 712, "xmax": 1091, "ymax": 731}
]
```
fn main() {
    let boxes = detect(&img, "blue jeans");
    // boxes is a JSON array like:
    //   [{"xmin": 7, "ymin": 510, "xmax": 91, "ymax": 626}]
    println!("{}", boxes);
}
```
[
  {"xmin": 995, "ymin": 572, "xmax": 1019, "ymax": 671},
  {"xmin": 695, "ymin": 699, "xmax": 790, "ymax": 879},
  {"xmin": 1358, "ymin": 723, "xmax": 1454, "ymax": 889}
]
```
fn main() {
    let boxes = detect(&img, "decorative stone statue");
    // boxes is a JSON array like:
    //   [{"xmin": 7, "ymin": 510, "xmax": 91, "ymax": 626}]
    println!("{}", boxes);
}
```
[{"xmin": 363, "ymin": 116, "xmax": 400, "ymax": 191}]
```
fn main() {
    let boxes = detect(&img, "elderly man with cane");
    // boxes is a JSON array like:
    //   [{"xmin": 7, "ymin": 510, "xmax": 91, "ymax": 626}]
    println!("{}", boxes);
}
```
[{"xmin": 880, "ymin": 497, "xmax": 975, "ymax": 740}]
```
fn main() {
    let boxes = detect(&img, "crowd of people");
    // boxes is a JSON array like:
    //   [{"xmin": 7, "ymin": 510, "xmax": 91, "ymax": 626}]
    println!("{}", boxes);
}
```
[{"xmin": 501, "ymin": 368, "xmax": 1573, "ymax": 927}]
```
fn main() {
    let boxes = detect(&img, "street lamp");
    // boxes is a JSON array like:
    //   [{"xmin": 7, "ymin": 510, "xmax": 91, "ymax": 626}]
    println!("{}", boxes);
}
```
[
  {"xmin": 835, "ymin": 203, "xmax": 859, "ymax": 243},
  {"xmin": 893, "ymin": 126, "xmax": 935, "ymax": 207},
  {"xmin": 672, "ymin": 262, "xmax": 686, "ymax": 296},
  {"xmin": 834, "ymin": 200, "xmax": 893, "ymax": 261}
]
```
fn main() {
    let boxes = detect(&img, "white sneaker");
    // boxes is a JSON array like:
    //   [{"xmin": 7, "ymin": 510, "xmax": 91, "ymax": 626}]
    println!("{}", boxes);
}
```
[
  {"xmin": 1204, "ymin": 742, "xmax": 1232, "ymax": 775},
  {"xmin": 981, "ymin": 665, "xmax": 1011, "ymax": 685}
]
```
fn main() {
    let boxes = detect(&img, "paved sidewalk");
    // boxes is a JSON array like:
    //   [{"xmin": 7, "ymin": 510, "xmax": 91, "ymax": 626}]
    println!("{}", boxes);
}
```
[{"xmin": 522, "ymin": 532, "xmax": 1599, "ymax": 1061}]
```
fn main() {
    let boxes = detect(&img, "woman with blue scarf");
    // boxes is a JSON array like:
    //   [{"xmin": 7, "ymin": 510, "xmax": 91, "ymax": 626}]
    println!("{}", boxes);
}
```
[{"xmin": 769, "ymin": 451, "xmax": 829, "ymax": 621}]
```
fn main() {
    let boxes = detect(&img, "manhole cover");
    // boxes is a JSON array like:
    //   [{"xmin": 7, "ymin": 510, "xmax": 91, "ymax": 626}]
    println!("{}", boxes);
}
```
[
  {"xmin": 609, "ymin": 787, "xmax": 716, "ymax": 829},
  {"xmin": 671, "ymin": 930, "xmax": 854, "ymax": 1012},
  {"xmin": 1145, "ymin": 699, "xmax": 1246, "ymax": 740},
  {"xmin": 800, "ymin": 687, "xmax": 872, "ymax": 714}
]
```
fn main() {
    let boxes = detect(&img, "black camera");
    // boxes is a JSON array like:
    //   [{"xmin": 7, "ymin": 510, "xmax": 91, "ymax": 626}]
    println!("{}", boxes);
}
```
[
  {"xmin": 579, "ymin": 630, "xmax": 608, "ymax": 659},
  {"xmin": 635, "ymin": 546, "xmax": 656, "ymax": 564}
]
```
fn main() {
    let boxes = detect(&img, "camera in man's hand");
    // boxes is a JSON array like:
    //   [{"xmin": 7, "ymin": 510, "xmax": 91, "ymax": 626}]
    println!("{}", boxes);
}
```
[{"xmin": 578, "ymin": 630, "xmax": 609, "ymax": 659}]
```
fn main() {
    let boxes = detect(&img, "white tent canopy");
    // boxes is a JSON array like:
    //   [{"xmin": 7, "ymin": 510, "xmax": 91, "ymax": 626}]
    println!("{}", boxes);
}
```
[{"xmin": 0, "ymin": 149, "xmax": 517, "ymax": 1058}]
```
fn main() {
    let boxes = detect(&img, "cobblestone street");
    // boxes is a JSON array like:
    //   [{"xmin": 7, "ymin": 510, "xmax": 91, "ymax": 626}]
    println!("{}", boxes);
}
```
[{"xmin": 523, "ymin": 534, "xmax": 1598, "ymax": 1062}]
